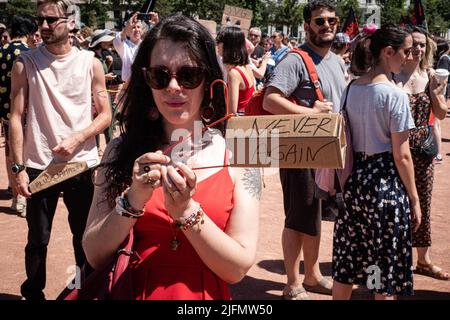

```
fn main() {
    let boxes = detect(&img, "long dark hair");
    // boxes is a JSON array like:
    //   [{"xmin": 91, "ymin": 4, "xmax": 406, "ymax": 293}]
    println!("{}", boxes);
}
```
[
  {"xmin": 102, "ymin": 13, "xmax": 225, "ymax": 206},
  {"xmin": 352, "ymin": 24, "xmax": 411, "ymax": 70},
  {"xmin": 368, "ymin": 24, "xmax": 411, "ymax": 65},
  {"xmin": 216, "ymin": 26, "xmax": 249, "ymax": 66}
]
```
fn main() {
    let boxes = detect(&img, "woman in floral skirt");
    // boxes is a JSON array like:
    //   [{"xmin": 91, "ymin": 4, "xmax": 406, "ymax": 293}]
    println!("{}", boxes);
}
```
[{"xmin": 332, "ymin": 25, "xmax": 422, "ymax": 300}]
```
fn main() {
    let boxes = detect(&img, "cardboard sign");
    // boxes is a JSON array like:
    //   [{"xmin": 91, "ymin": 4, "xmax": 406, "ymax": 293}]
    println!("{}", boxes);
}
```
[
  {"xmin": 197, "ymin": 19, "xmax": 217, "ymax": 38},
  {"xmin": 225, "ymin": 113, "xmax": 346, "ymax": 169},
  {"xmin": 29, "ymin": 161, "xmax": 92, "ymax": 194},
  {"xmin": 221, "ymin": 5, "xmax": 253, "ymax": 36}
]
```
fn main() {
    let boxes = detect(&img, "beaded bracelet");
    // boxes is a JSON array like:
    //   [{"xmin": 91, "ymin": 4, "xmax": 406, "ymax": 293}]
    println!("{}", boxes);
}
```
[
  {"xmin": 174, "ymin": 204, "xmax": 205, "ymax": 231},
  {"xmin": 115, "ymin": 188, "xmax": 145, "ymax": 219}
]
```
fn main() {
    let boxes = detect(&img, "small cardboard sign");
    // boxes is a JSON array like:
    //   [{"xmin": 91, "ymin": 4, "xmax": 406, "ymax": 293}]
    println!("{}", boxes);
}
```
[
  {"xmin": 221, "ymin": 5, "xmax": 253, "ymax": 36},
  {"xmin": 29, "ymin": 162, "xmax": 90, "ymax": 194},
  {"xmin": 197, "ymin": 19, "xmax": 217, "ymax": 38},
  {"xmin": 225, "ymin": 113, "xmax": 346, "ymax": 169}
]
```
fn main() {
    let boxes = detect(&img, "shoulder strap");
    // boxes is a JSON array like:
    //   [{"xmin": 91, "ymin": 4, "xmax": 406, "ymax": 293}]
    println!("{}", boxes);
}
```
[
  {"xmin": 342, "ymin": 79, "xmax": 356, "ymax": 112},
  {"xmin": 232, "ymin": 66, "xmax": 250, "ymax": 89},
  {"xmin": 290, "ymin": 48, "xmax": 324, "ymax": 102}
]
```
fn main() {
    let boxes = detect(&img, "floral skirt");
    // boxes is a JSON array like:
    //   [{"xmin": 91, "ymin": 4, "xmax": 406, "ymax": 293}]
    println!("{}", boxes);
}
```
[{"xmin": 332, "ymin": 152, "xmax": 414, "ymax": 296}]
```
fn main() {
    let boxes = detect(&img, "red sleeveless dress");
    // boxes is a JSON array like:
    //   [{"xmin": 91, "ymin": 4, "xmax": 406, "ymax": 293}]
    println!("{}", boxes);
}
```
[
  {"xmin": 131, "ymin": 166, "xmax": 234, "ymax": 300},
  {"xmin": 232, "ymin": 66, "xmax": 255, "ymax": 114}
]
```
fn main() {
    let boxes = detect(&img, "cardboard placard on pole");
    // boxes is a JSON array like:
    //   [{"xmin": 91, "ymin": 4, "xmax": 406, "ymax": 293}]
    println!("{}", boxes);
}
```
[
  {"xmin": 197, "ymin": 19, "xmax": 217, "ymax": 38},
  {"xmin": 221, "ymin": 5, "xmax": 253, "ymax": 37},
  {"xmin": 29, "ymin": 162, "xmax": 91, "ymax": 194},
  {"xmin": 225, "ymin": 113, "xmax": 346, "ymax": 169}
]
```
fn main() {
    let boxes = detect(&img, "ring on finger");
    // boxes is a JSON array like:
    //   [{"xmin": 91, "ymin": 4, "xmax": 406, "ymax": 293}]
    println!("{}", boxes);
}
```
[
  {"xmin": 146, "ymin": 177, "xmax": 157, "ymax": 186},
  {"xmin": 145, "ymin": 172, "xmax": 158, "ymax": 186}
]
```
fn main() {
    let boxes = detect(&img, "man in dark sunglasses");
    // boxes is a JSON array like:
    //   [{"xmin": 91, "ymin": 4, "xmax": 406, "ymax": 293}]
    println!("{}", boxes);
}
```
[
  {"xmin": 9, "ymin": 0, "xmax": 112, "ymax": 300},
  {"xmin": 248, "ymin": 27, "xmax": 264, "ymax": 61},
  {"xmin": 263, "ymin": 0, "xmax": 347, "ymax": 300}
]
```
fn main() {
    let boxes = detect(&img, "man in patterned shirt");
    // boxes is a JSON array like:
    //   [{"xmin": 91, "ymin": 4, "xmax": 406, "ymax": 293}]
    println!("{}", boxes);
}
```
[{"xmin": 0, "ymin": 15, "xmax": 38, "ymax": 217}]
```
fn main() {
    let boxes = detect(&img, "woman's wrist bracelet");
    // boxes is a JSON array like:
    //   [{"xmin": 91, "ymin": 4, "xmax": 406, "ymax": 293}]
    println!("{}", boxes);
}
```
[
  {"xmin": 174, "ymin": 203, "xmax": 205, "ymax": 231},
  {"xmin": 115, "ymin": 187, "xmax": 145, "ymax": 219}
]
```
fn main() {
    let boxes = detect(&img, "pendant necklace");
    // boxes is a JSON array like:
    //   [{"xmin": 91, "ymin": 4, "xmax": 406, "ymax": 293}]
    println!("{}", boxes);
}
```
[{"xmin": 166, "ymin": 214, "xmax": 181, "ymax": 251}]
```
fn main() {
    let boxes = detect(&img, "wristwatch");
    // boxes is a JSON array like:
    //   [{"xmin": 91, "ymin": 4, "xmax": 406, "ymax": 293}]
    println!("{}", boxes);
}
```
[{"xmin": 11, "ymin": 163, "xmax": 26, "ymax": 174}]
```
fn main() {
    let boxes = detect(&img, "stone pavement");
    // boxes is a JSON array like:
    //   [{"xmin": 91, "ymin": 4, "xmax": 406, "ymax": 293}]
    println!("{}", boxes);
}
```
[{"xmin": 0, "ymin": 121, "xmax": 449, "ymax": 300}]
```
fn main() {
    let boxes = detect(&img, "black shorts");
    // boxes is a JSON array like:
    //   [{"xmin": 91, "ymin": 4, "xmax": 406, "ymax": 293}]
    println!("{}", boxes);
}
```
[{"xmin": 279, "ymin": 168, "xmax": 321, "ymax": 236}]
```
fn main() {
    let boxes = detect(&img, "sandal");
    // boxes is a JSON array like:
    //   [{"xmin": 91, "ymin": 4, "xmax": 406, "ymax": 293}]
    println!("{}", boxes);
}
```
[
  {"xmin": 282, "ymin": 287, "xmax": 312, "ymax": 300},
  {"xmin": 303, "ymin": 278, "xmax": 333, "ymax": 295},
  {"xmin": 415, "ymin": 262, "xmax": 449, "ymax": 281}
]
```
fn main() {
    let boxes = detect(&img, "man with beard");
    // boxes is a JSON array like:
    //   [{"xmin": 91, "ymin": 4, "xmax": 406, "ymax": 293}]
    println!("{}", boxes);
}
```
[
  {"xmin": 9, "ymin": 0, "xmax": 111, "ymax": 300},
  {"xmin": 263, "ymin": 0, "xmax": 346, "ymax": 300}
]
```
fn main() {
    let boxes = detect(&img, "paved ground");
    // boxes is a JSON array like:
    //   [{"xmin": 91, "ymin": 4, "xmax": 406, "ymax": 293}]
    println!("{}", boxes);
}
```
[{"xmin": 0, "ymin": 120, "xmax": 449, "ymax": 300}]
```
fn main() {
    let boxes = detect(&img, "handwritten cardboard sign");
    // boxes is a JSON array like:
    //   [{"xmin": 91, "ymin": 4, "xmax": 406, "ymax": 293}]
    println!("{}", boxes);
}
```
[
  {"xmin": 197, "ymin": 19, "xmax": 217, "ymax": 38},
  {"xmin": 225, "ymin": 113, "xmax": 346, "ymax": 169},
  {"xmin": 221, "ymin": 5, "xmax": 253, "ymax": 36},
  {"xmin": 29, "ymin": 162, "xmax": 90, "ymax": 194}
]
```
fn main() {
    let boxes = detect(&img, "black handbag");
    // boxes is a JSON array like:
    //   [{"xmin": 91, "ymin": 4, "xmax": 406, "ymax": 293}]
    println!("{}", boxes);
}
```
[{"xmin": 414, "ymin": 125, "xmax": 438, "ymax": 161}]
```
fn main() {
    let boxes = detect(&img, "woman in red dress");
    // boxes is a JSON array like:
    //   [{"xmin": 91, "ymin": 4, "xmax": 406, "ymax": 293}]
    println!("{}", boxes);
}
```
[
  {"xmin": 216, "ymin": 26, "xmax": 255, "ymax": 115},
  {"xmin": 82, "ymin": 14, "xmax": 261, "ymax": 300}
]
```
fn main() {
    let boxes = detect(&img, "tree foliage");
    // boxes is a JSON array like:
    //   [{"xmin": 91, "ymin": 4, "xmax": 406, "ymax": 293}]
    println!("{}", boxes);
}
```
[
  {"xmin": 422, "ymin": 0, "xmax": 450, "ymax": 34},
  {"xmin": 377, "ymin": 0, "xmax": 407, "ymax": 26},
  {"xmin": 267, "ymin": 0, "xmax": 304, "ymax": 36},
  {"xmin": 4, "ymin": 0, "xmax": 447, "ymax": 38},
  {"xmin": 335, "ymin": 0, "xmax": 363, "ymax": 24},
  {"xmin": 2, "ymin": 0, "xmax": 36, "ymax": 26},
  {"xmin": 80, "ymin": 0, "xmax": 112, "ymax": 29}
]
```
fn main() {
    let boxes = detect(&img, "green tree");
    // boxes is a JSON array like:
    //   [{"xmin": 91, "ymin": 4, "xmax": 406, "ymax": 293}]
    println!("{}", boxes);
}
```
[
  {"xmin": 335, "ymin": 0, "xmax": 363, "ymax": 26},
  {"xmin": 422, "ymin": 0, "xmax": 450, "ymax": 34},
  {"xmin": 270, "ymin": 0, "xmax": 304, "ymax": 36},
  {"xmin": 81, "ymin": 0, "xmax": 113, "ymax": 29},
  {"xmin": 377, "ymin": 0, "xmax": 407, "ymax": 26},
  {"xmin": 2, "ymin": 0, "xmax": 36, "ymax": 26}
]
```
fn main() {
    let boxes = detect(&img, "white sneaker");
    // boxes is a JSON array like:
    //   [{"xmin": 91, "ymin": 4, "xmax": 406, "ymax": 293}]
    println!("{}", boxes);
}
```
[
  {"xmin": 12, "ymin": 196, "xmax": 27, "ymax": 217},
  {"xmin": 19, "ymin": 205, "xmax": 26, "ymax": 218},
  {"xmin": 10, "ymin": 198, "xmax": 18, "ymax": 211}
]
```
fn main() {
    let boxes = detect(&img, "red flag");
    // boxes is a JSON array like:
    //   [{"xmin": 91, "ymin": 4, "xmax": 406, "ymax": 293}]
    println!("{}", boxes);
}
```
[
  {"xmin": 341, "ymin": 7, "xmax": 359, "ymax": 40},
  {"xmin": 413, "ymin": 0, "xmax": 425, "ymax": 26}
]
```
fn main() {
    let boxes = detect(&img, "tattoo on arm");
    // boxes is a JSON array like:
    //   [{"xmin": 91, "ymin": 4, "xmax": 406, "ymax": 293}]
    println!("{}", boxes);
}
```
[{"xmin": 242, "ymin": 168, "xmax": 262, "ymax": 200}]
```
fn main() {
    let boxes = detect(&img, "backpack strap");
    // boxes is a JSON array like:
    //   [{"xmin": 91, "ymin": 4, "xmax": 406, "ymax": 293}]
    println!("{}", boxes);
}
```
[{"xmin": 289, "ymin": 48, "xmax": 325, "ymax": 102}]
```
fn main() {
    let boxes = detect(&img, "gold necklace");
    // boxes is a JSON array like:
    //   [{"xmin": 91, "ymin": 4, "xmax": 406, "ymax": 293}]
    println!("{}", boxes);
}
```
[{"xmin": 166, "ymin": 214, "xmax": 181, "ymax": 251}]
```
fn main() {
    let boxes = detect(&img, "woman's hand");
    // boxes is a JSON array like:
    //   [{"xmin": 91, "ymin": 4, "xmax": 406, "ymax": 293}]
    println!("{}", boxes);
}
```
[
  {"xmin": 161, "ymin": 162, "xmax": 197, "ymax": 219},
  {"xmin": 410, "ymin": 198, "xmax": 422, "ymax": 232},
  {"xmin": 105, "ymin": 72, "xmax": 117, "ymax": 81},
  {"xmin": 127, "ymin": 151, "xmax": 170, "ymax": 210},
  {"xmin": 430, "ymin": 72, "xmax": 447, "ymax": 97}
]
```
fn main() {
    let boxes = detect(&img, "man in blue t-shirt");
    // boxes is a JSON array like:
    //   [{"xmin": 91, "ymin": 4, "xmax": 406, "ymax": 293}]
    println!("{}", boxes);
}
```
[{"xmin": 263, "ymin": 0, "xmax": 347, "ymax": 300}]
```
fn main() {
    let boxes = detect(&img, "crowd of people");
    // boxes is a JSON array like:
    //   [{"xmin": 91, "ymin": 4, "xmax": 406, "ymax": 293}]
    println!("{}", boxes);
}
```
[{"xmin": 0, "ymin": 0, "xmax": 449, "ymax": 300}]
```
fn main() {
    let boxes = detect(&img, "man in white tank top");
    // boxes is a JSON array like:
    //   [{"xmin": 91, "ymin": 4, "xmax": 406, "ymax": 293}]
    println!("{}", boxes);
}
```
[{"xmin": 9, "ymin": 0, "xmax": 112, "ymax": 300}]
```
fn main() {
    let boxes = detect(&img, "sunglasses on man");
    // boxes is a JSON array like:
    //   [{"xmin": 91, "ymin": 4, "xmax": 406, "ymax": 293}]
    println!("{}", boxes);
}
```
[
  {"xmin": 143, "ymin": 65, "xmax": 205, "ymax": 90},
  {"xmin": 35, "ymin": 16, "xmax": 68, "ymax": 27},
  {"xmin": 310, "ymin": 16, "xmax": 340, "ymax": 27}
]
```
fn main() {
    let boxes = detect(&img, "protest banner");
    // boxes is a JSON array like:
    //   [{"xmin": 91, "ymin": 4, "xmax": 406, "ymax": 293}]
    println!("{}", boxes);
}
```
[
  {"xmin": 221, "ymin": 5, "xmax": 253, "ymax": 36},
  {"xmin": 29, "ymin": 160, "xmax": 97, "ymax": 194},
  {"xmin": 225, "ymin": 113, "xmax": 346, "ymax": 169}
]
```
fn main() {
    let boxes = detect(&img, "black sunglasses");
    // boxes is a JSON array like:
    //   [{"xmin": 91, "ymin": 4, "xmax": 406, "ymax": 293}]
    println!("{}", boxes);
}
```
[
  {"xmin": 310, "ymin": 16, "xmax": 339, "ymax": 27},
  {"xmin": 143, "ymin": 66, "xmax": 205, "ymax": 90},
  {"xmin": 35, "ymin": 16, "xmax": 68, "ymax": 27}
]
